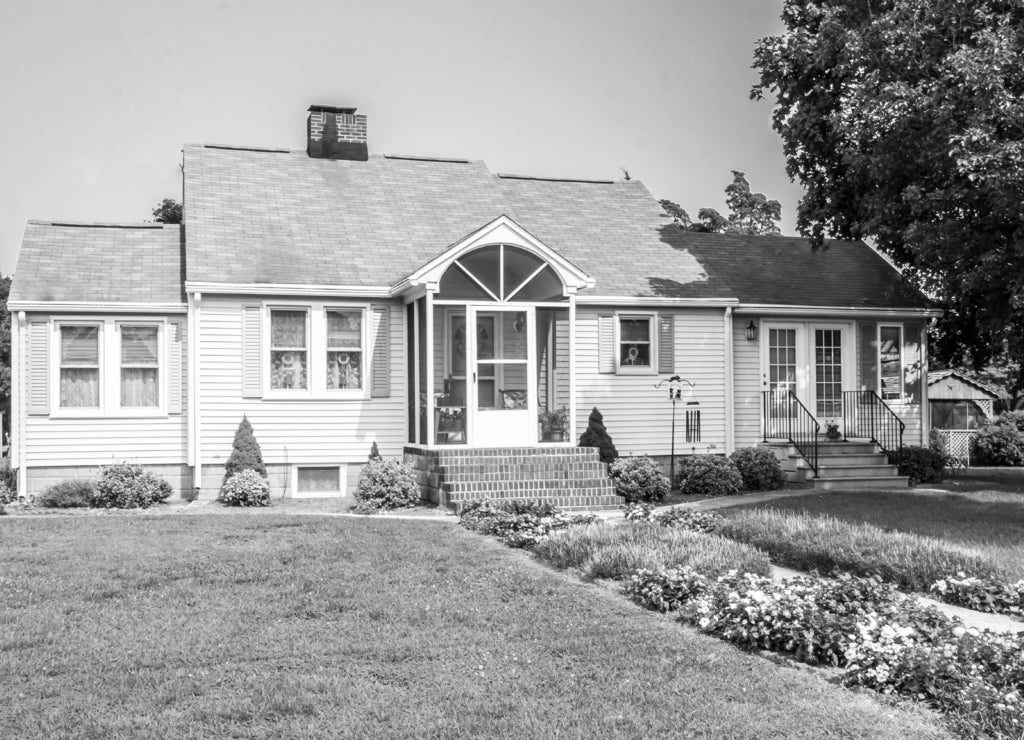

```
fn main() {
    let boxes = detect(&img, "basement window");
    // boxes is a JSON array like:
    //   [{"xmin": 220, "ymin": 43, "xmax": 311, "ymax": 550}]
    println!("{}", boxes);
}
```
[{"xmin": 294, "ymin": 465, "xmax": 344, "ymax": 497}]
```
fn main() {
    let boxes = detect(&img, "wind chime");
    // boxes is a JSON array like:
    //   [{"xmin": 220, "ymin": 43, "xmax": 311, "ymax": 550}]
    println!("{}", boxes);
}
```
[{"xmin": 654, "ymin": 375, "xmax": 699, "ymax": 489}]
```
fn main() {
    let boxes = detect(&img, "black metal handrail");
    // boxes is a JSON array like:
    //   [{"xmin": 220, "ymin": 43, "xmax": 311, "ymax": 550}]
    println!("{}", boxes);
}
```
[
  {"xmin": 762, "ymin": 390, "xmax": 819, "ymax": 474},
  {"xmin": 842, "ymin": 390, "xmax": 905, "ymax": 456}
]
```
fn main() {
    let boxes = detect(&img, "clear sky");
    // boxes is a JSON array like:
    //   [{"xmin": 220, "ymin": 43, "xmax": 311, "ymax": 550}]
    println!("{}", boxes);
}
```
[{"xmin": 0, "ymin": 0, "xmax": 803, "ymax": 276}]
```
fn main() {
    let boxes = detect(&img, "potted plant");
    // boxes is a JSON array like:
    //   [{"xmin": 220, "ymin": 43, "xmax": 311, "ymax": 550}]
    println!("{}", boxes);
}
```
[
  {"xmin": 539, "ymin": 407, "xmax": 570, "ymax": 442},
  {"xmin": 824, "ymin": 420, "xmax": 842, "ymax": 441}
]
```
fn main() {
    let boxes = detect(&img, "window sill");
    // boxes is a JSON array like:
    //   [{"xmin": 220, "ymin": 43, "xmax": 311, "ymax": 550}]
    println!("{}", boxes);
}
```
[
  {"xmin": 49, "ymin": 411, "xmax": 170, "ymax": 420},
  {"xmin": 261, "ymin": 391, "xmax": 368, "ymax": 402},
  {"xmin": 615, "ymin": 367, "xmax": 657, "ymax": 376}
]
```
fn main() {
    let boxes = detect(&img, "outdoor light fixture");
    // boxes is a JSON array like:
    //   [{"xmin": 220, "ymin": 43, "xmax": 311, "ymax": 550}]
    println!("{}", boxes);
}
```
[
  {"xmin": 514, "ymin": 312, "xmax": 526, "ymax": 332},
  {"xmin": 745, "ymin": 320, "xmax": 758, "ymax": 341}
]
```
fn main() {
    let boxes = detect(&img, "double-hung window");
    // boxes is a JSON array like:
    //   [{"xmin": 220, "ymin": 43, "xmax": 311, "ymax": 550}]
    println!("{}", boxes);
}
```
[
  {"xmin": 878, "ymin": 324, "xmax": 903, "ymax": 401},
  {"xmin": 617, "ymin": 314, "xmax": 655, "ymax": 372},
  {"xmin": 120, "ymin": 326, "xmax": 160, "ymax": 407},
  {"xmin": 59, "ymin": 325, "xmax": 100, "ymax": 408},
  {"xmin": 265, "ymin": 304, "xmax": 367, "ymax": 397}
]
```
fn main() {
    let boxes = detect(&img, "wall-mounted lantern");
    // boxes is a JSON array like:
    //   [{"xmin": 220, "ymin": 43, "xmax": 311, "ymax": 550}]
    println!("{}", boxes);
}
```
[{"xmin": 745, "ymin": 320, "xmax": 758, "ymax": 341}]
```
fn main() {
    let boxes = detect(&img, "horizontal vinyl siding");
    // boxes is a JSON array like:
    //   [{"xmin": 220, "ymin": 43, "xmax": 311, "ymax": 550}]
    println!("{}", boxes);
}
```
[
  {"xmin": 732, "ymin": 316, "xmax": 761, "ymax": 448},
  {"xmin": 197, "ymin": 297, "xmax": 407, "ymax": 469},
  {"xmin": 23, "ymin": 316, "xmax": 188, "ymax": 467},
  {"xmin": 575, "ymin": 308, "xmax": 727, "ymax": 456}
]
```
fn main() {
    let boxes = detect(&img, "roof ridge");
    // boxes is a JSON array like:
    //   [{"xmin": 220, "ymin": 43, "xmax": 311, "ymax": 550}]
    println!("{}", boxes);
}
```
[
  {"xmin": 203, "ymin": 144, "xmax": 292, "ymax": 154},
  {"xmin": 382, "ymin": 154, "xmax": 472, "ymax": 164},
  {"xmin": 497, "ymin": 173, "xmax": 617, "ymax": 185},
  {"xmin": 29, "ymin": 220, "xmax": 172, "ymax": 229}
]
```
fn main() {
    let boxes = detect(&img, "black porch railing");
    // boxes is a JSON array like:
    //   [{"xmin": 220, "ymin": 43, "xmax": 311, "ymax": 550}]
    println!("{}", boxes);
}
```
[
  {"xmin": 842, "ymin": 390, "xmax": 905, "ymax": 456},
  {"xmin": 761, "ymin": 390, "xmax": 819, "ymax": 474}
]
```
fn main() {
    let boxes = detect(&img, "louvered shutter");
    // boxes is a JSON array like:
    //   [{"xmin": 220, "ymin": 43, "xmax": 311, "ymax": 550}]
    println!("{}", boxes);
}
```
[
  {"xmin": 658, "ymin": 314, "xmax": 675, "ymax": 373},
  {"xmin": 27, "ymin": 319, "xmax": 50, "ymax": 415},
  {"xmin": 598, "ymin": 315, "xmax": 615, "ymax": 373},
  {"xmin": 370, "ymin": 305, "xmax": 391, "ymax": 398},
  {"xmin": 241, "ymin": 304, "xmax": 262, "ymax": 398},
  {"xmin": 168, "ymin": 320, "xmax": 185, "ymax": 414},
  {"xmin": 858, "ymin": 323, "xmax": 877, "ymax": 392}
]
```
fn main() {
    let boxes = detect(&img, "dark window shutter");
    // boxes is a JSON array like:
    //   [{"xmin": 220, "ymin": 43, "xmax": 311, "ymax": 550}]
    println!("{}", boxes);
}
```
[
  {"xmin": 598, "ymin": 315, "xmax": 615, "ymax": 373},
  {"xmin": 241, "ymin": 304, "xmax": 262, "ymax": 398},
  {"xmin": 658, "ymin": 314, "xmax": 675, "ymax": 373},
  {"xmin": 903, "ymin": 323, "xmax": 922, "ymax": 403},
  {"xmin": 27, "ymin": 319, "xmax": 50, "ymax": 415},
  {"xmin": 858, "ymin": 322, "xmax": 877, "ymax": 392},
  {"xmin": 371, "ymin": 305, "xmax": 390, "ymax": 398},
  {"xmin": 168, "ymin": 320, "xmax": 185, "ymax": 414}
]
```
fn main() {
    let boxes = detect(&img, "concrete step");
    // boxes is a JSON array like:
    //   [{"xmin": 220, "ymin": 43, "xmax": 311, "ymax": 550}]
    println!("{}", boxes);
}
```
[
  {"xmin": 815, "ymin": 464, "xmax": 899, "ymax": 479},
  {"xmin": 818, "ymin": 441, "xmax": 881, "ymax": 454},
  {"xmin": 815, "ymin": 452, "xmax": 889, "ymax": 466},
  {"xmin": 813, "ymin": 475, "xmax": 908, "ymax": 491}
]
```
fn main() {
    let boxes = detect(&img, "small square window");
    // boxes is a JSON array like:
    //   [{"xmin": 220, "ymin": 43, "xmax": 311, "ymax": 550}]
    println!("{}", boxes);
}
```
[{"xmin": 297, "ymin": 466, "xmax": 341, "ymax": 494}]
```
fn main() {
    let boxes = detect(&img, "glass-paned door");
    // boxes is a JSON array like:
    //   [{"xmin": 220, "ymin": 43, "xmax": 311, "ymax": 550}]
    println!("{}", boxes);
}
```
[
  {"xmin": 814, "ymin": 328, "xmax": 843, "ymax": 418},
  {"xmin": 470, "ymin": 306, "xmax": 535, "ymax": 446},
  {"xmin": 762, "ymin": 325, "xmax": 800, "ymax": 439}
]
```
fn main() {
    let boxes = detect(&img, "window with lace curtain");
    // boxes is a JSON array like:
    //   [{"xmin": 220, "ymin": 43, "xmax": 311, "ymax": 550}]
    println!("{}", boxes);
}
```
[
  {"xmin": 270, "ymin": 309, "xmax": 308, "ymax": 390},
  {"xmin": 120, "ymin": 326, "xmax": 160, "ymax": 407},
  {"xmin": 60, "ymin": 325, "xmax": 100, "ymax": 408}
]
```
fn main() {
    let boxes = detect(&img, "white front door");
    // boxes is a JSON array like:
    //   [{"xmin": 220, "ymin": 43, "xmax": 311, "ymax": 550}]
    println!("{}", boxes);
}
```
[{"xmin": 468, "ymin": 306, "xmax": 536, "ymax": 446}]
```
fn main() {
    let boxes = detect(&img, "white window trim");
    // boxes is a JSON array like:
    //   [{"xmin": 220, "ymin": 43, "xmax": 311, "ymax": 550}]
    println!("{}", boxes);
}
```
[
  {"xmin": 292, "ymin": 463, "xmax": 346, "ymax": 498},
  {"xmin": 51, "ymin": 317, "xmax": 168, "ymax": 418},
  {"xmin": 615, "ymin": 311, "xmax": 658, "ymax": 375},
  {"xmin": 877, "ymin": 323, "xmax": 904, "ymax": 402},
  {"xmin": 263, "ymin": 301, "xmax": 370, "ymax": 400}
]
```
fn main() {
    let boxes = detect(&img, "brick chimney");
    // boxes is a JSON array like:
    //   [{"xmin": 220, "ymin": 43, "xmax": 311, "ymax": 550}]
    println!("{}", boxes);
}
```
[{"xmin": 307, "ymin": 105, "xmax": 368, "ymax": 161}]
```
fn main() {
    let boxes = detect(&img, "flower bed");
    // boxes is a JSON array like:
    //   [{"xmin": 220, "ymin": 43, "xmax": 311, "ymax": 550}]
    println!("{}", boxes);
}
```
[
  {"xmin": 625, "ymin": 568, "xmax": 1024, "ymax": 739},
  {"xmin": 458, "ymin": 500, "xmax": 597, "ymax": 548},
  {"xmin": 622, "ymin": 502, "xmax": 725, "ymax": 533}
]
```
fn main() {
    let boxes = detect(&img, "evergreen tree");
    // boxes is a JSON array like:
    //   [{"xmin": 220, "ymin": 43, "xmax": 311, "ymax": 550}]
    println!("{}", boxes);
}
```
[
  {"xmin": 224, "ymin": 415, "xmax": 267, "ymax": 484},
  {"xmin": 368, "ymin": 440, "xmax": 381, "ymax": 460},
  {"xmin": 578, "ymin": 407, "xmax": 618, "ymax": 464}
]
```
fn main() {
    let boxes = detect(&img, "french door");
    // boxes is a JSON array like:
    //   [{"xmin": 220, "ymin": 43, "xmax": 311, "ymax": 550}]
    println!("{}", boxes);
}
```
[{"xmin": 468, "ymin": 306, "xmax": 536, "ymax": 446}]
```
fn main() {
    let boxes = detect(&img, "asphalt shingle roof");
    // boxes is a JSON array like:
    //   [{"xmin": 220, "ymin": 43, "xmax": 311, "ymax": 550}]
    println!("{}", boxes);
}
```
[
  {"xmin": 11, "ymin": 222, "xmax": 184, "ymax": 304},
  {"xmin": 182, "ymin": 144, "xmax": 926, "ymax": 307}
]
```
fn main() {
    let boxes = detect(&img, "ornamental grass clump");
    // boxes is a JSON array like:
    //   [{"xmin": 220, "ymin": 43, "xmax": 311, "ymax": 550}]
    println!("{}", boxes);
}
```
[
  {"xmin": 609, "ymin": 456, "xmax": 669, "ymax": 503},
  {"xmin": 676, "ymin": 455, "xmax": 743, "ymax": 496},
  {"xmin": 219, "ymin": 469, "xmax": 271, "ymax": 507},
  {"xmin": 729, "ymin": 447, "xmax": 784, "ymax": 491},
  {"xmin": 355, "ymin": 458, "xmax": 420, "ymax": 510},
  {"xmin": 717, "ymin": 509, "xmax": 1001, "ymax": 592},
  {"xmin": 532, "ymin": 522, "xmax": 770, "ymax": 580},
  {"xmin": 92, "ymin": 463, "xmax": 172, "ymax": 509}
]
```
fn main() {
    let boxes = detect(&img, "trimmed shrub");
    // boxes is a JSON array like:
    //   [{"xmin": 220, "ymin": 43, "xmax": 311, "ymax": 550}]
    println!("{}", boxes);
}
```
[
  {"xmin": 92, "ymin": 463, "xmax": 172, "ymax": 509},
  {"xmin": 355, "ymin": 458, "xmax": 419, "ymax": 510},
  {"xmin": 224, "ymin": 415, "xmax": 267, "ymax": 485},
  {"xmin": 220, "ymin": 469, "xmax": 271, "ymax": 507},
  {"xmin": 609, "ymin": 456, "xmax": 669, "ymax": 503},
  {"xmin": 38, "ymin": 479, "xmax": 95, "ymax": 508},
  {"xmin": 677, "ymin": 455, "xmax": 743, "ymax": 497},
  {"xmin": 729, "ymin": 447, "xmax": 784, "ymax": 491},
  {"xmin": 578, "ymin": 407, "xmax": 618, "ymax": 464},
  {"xmin": 887, "ymin": 445, "xmax": 946, "ymax": 485},
  {"xmin": 972, "ymin": 411, "xmax": 1024, "ymax": 466}
]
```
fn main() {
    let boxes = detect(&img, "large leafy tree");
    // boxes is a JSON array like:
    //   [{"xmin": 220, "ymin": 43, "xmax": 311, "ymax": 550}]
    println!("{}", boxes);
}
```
[
  {"xmin": 752, "ymin": 0, "xmax": 1024, "ymax": 378},
  {"xmin": 151, "ymin": 198, "xmax": 182, "ymax": 224},
  {"xmin": 660, "ymin": 171, "xmax": 781, "ymax": 235}
]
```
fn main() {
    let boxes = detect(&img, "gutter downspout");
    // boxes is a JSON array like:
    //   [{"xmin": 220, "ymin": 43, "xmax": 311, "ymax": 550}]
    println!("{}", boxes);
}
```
[
  {"xmin": 188, "ymin": 292, "xmax": 202, "ymax": 496},
  {"xmin": 13, "ymin": 312, "xmax": 25, "ymax": 496},
  {"xmin": 724, "ymin": 306, "xmax": 735, "ymax": 454}
]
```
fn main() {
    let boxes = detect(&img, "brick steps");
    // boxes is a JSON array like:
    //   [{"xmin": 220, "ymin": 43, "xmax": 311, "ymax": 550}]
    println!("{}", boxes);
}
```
[{"xmin": 404, "ymin": 446, "xmax": 620, "ymax": 512}]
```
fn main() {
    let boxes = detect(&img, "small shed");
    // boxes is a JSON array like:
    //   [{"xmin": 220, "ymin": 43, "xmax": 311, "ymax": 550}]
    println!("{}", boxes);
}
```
[{"xmin": 927, "ymin": 370, "xmax": 1000, "ymax": 466}]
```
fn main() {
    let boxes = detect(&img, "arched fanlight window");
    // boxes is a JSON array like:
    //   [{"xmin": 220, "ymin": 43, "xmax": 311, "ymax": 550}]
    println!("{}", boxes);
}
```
[{"xmin": 438, "ymin": 245, "xmax": 566, "ymax": 302}]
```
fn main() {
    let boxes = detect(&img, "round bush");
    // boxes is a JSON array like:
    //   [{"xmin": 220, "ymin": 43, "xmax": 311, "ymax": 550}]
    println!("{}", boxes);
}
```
[
  {"xmin": 355, "ymin": 458, "xmax": 420, "ymax": 510},
  {"xmin": 972, "ymin": 411, "xmax": 1024, "ymax": 466},
  {"xmin": 676, "ymin": 455, "xmax": 743, "ymax": 497},
  {"xmin": 609, "ymin": 456, "xmax": 670, "ymax": 503},
  {"xmin": 39, "ymin": 479, "xmax": 96, "ymax": 508},
  {"xmin": 888, "ymin": 445, "xmax": 946, "ymax": 485},
  {"xmin": 729, "ymin": 447, "xmax": 785, "ymax": 491},
  {"xmin": 220, "ymin": 468, "xmax": 271, "ymax": 507},
  {"xmin": 93, "ymin": 463, "xmax": 173, "ymax": 509}
]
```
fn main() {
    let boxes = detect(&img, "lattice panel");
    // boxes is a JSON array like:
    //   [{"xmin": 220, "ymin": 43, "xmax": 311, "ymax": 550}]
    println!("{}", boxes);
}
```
[{"xmin": 939, "ymin": 430, "xmax": 976, "ymax": 468}]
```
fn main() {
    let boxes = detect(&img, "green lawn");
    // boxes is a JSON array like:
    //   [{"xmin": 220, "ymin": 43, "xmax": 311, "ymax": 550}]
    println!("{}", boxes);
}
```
[
  {"xmin": 0, "ymin": 515, "xmax": 950, "ymax": 739},
  {"xmin": 725, "ymin": 476, "xmax": 1024, "ymax": 581}
]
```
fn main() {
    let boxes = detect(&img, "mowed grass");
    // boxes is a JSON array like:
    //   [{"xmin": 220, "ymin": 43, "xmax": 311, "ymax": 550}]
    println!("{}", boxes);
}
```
[
  {"xmin": 0, "ymin": 516, "xmax": 950, "ymax": 740},
  {"xmin": 726, "ymin": 483, "xmax": 1024, "ymax": 581}
]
